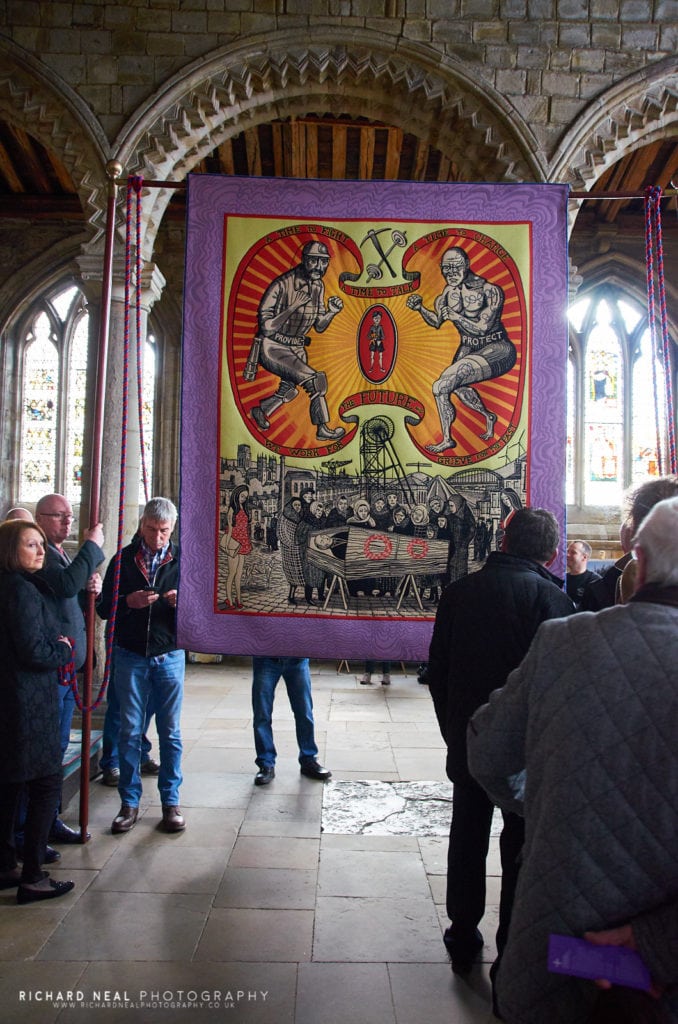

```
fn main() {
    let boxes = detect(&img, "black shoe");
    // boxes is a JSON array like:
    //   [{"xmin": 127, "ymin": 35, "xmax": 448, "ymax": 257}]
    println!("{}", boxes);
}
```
[
  {"xmin": 17, "ymin": 875, "xmax": 75, "ymax": 905},
  {"xmin": 254, "ymin": 766, "xmax": 275, "ymax": 786},
  {"xmin": 49, "ymin": 819, "xmax": 90, "ymax": 843},
  {"xmin": 443, "ymin": 926, "xmax": 483, "ymax": 974},
  {"xmin": 15, "ymin": 842, "xmax": 61, "ymax": 865},
  {"xmin": 300, "ymin": 760, "xmax": 332, "ymax": 781}
]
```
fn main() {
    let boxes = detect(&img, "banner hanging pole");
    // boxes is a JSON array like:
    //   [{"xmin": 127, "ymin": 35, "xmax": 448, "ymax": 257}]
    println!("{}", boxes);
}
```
[{"xmin": 79, "ymin": 159, "xmax": 123, "ymax": 843}]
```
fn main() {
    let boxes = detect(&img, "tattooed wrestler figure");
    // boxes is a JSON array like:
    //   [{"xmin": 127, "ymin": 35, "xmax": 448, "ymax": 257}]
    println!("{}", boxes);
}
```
[{"xmin": 407, "ymin": 247, "xmax": 516, "ymax": 453}]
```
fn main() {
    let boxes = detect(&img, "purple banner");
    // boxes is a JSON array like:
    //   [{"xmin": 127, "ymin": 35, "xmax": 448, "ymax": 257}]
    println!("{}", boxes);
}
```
[{"xmin": 178, "ymin": 177, "xmax": 569, "ymax": 659}]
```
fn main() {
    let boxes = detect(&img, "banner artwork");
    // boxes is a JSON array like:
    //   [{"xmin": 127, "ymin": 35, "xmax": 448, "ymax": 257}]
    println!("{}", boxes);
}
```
[{"xmin": 178, "ymin": 177, "xmax": 569, "ymax": 660}]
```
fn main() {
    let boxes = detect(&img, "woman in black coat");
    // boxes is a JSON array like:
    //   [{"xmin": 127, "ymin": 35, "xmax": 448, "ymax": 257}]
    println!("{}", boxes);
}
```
[{"xmin": 0, "ymin": 519, "xmax": 75, "ymax": 903}]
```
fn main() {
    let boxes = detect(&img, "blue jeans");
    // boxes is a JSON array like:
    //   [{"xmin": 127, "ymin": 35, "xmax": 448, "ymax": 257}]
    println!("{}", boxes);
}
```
[
  {"xmin": 114, "ymin": 646, "xmax": 184, "ymax": 808},
  {"xmin": 252, "ymin": 657, "xmax": 318, "ymax": 768},
  {"xmin": 101, "ymin": 667, "xmax": 154, "ymax": 771}
]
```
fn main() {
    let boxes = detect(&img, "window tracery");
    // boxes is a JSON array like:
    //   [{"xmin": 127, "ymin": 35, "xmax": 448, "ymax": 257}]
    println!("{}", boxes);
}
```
[{"xmin": 567, "ymin": 286, "xmax": 673, "ymax": 508}]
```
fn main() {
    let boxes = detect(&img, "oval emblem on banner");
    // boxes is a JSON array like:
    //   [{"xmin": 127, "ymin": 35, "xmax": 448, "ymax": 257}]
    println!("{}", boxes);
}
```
[{"xmin": 357, "ymin": 304, "xmax": 397, "ymax": 383}]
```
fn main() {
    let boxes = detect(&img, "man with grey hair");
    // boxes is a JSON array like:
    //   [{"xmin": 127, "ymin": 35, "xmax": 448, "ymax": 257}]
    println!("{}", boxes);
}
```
[
  {"xmin": 97, "ymin": 497, "xmax": 186, "ymax": 835},
  {"xmin": 467, "ymin": 496, "xmax": 678, "ymax": 1023}
]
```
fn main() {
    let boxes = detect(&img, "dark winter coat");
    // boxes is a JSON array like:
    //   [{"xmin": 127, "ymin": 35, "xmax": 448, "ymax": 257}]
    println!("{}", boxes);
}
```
[
  {"xmin": 97, "ymin": 535, "xmax": 180, "ymax": 657},
  {"xmin": 0, "ymin": 570, "xmax": 73, "ymax": 782},
  {"xmin": 467, "ymin": 588, "xmax": 678, "ymax": 1024},
  {"xmin": 428, "ymin": 551, "xmax": 575, "ymax": 783},
  {"xmin": 36, "ymin": 539, "xmax": 104, "ymax": 670}
]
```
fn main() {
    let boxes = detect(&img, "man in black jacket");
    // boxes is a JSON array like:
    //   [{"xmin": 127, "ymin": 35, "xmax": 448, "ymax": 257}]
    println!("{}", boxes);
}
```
[
  {"xmin": 428, "ymin": 507, "xmax": 574, "ymax": 979},
  {"xmin": 35, "ymin": 493, "xmax": 104, "ymax": 845},
  {"xmin": 97, "ymin": 497, "xmax": 185, "ymax": 836}
]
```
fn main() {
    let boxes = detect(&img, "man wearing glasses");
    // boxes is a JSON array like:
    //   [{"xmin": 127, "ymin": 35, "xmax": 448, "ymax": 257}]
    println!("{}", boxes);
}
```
[{"xmin": 35, "ymin": 493, "xmax": 104, "ymax": 844}]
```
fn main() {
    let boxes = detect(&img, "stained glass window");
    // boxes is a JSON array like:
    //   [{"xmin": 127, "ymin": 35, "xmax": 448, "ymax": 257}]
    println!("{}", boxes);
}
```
[
  {"xmin": 66, "ymin": 313, "xmax": 89, "ymax": 502},
  {"xmin": 566, "ymin": 355, "xmax": 575, "ymax": 505},
  {"xmin": 584, "ymin": 305, "xmax": 623, "ymax": 505},
  {"xmin": 632, "ymin": 326, "xmax": 665, "ymax": 483},
  {"xmin": 20, "ymin": 314, "xmax": 59, "ymax": 502},
  {"xmin": 19, "ymin": 284, "xmax": 156, "ymax": 508},
  {"xmin": 567, "ymin": 286, "xmax": 673, "ymax": 507}
]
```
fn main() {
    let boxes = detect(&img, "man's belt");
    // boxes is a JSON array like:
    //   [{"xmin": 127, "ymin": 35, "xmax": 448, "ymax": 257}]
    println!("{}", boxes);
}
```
[{"xmin": 272, "ymin": 332, "xmax": 307, "ymax": 347}]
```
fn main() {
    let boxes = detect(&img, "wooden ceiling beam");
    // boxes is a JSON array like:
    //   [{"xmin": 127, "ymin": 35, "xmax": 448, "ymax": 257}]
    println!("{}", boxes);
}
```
[
  {"xmin": 245, "ymin": 126, "xmax": 262, "ymax": 176},
  {"xmin": 412, "ymin": 138, "xmax": 429, "ymax": 181},
  {"xmin": 332, "ymin": 124, "xmax": 347, "ymax": 178},
  {"xmin": 271, "ymin": 122, "xmax": 284, "ymax": 177},
  {"xmin": 0, "ymin": 140, "xmax": 25, "ymax": 191},
  {"xmin": 9, "ymin": 124, "xmax": 54, "ymax": 193},
  {"xmin": 359, "ymin": 126, "xmax": 375, "ymax": 179},
  {"xmin": 291, "ymin": 121, "xmax": 305, "ymax": 178},
  {"xmin": 305, "ymin": 122, "xmax": 318, "ymax": 178},
  {"xmin": 384, "ymin": 127, "xmax": 402, "ymax": 179},
  {"xmin": 0, "ymin": 194, "xmax": 83, "ymax": 219},
  {"xmin": 217, "ymin": 139, "xmax": 235, "ymax": 176}
]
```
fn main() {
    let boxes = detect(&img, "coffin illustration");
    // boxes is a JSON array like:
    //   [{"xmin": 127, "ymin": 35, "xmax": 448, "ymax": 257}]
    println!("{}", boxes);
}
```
[{"xmin": 306, "ymin": 526, "xmax": 449, "ymax": 579}]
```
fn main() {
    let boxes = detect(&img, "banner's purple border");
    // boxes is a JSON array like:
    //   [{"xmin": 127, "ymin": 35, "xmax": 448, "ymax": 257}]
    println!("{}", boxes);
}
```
[{"xmin": 178, "ymin": 176, "xmax": 569, "ymax": 659}]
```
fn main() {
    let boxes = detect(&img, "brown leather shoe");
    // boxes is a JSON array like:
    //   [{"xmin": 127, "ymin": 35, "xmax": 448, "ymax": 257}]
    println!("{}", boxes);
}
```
[
  {"xmin": 161, "ymin": 806, "xmax": 186, "ymax": 833},
  {"xmin": 111, "ymin": 805, "xmax": 138, "ymax": 834}
]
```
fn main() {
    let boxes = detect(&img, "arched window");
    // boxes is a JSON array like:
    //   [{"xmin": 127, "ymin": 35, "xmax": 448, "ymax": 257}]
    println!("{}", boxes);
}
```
[
  {"xmin": 19, "ymin": 285, "xmax": 85, "ymax": 503},
  {"xmin": 567, "ymin": 285, "xmax": 673, "ymax": 508},
  {"xmin": 18, "ymin": 282, "xmax": 157, "ymax": 507}
]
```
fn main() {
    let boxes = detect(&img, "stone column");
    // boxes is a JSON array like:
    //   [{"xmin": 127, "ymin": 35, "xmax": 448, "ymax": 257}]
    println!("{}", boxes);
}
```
[{"xmin": 77, "ymin": 253, "xmax": 167, "ymax": 553}]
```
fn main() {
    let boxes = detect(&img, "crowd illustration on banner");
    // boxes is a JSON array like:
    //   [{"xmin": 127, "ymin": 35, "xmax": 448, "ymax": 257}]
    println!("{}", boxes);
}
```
[{"xmin": 216, "ymin": 447, "xmax": 526, "ymax": 618}]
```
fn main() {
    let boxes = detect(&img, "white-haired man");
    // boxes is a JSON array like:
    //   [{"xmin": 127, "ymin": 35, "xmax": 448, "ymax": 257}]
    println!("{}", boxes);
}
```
[
  {"xmin": 97, "ymin": 497, "xmax": 185, "ymax": 835},
  {"xmin": 467, "ymin": 496, "xmax": 678, "ymax": 1024}
]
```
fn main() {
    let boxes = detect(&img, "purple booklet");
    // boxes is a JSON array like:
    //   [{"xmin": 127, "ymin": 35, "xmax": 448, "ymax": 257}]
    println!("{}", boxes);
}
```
[{"xmin": 548, "ymin": 934, "xmax": 652, "ymax": 992}]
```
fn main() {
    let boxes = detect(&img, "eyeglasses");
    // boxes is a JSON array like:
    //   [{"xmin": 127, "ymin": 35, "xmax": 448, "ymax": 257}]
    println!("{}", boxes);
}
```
[{"xmin": 39, "ymin": 512, "xmax": 74, "ymax": 521}]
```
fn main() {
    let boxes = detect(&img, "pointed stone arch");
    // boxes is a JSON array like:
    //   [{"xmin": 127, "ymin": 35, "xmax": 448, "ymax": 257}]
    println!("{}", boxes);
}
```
[
  {"xmin": 549, "ymin": 57, "xmax": 678, "ymax": 192},
  {"xmin": 113, "ymin": 29, "xmax": 544, "ymax": 256},
  {"xmin": 0, "ymin": 39, "xmax": 110, "ymax": 243}
]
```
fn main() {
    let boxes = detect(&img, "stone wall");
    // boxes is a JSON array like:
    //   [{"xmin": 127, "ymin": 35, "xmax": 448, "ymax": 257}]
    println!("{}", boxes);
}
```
[{"xmin": 2, "ymin": 2, "xmax": 676, "ymax": 152}]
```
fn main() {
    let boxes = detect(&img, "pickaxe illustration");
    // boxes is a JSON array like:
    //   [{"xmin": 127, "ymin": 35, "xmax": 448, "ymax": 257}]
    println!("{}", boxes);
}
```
[{"xmin": 360, "ymin": 227, "xmax": 408, "ymax": 280}]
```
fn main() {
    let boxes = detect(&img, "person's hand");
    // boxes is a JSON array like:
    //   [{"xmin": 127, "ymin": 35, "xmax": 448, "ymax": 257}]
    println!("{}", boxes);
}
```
[
  {"xmin": 406, "ymin": 294, "xmax": 422, "ymax": 310},
  {"xmin": 86, "ymin": 572, "xmax": 102, "ymax": 595},
  {"xmin": 84, "ymin": 522, "xmax": 104, "ymax": 547},
  {"xmin": 584, "ymin": 925, "xmax": 661, "ymax": 997},
  {"xmin": 162, "ymin": 589, "xmax": 178, "ymax": 609},
  {"xmin": 126, "ymin": 589, "xmax": 159, "ymax": 609},
  {"xmin": 327, "ymin": 295, "xmax": 343, "ymax": 314}
]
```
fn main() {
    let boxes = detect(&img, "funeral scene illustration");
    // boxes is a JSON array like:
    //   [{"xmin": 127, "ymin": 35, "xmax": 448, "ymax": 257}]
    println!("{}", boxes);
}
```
[
  {"xmin": 217, "ymin": 215, "xmax": 527, "ymax": 619},
  {"xmin": 216, "ymin": 446, "xmax": 526, "ymax": 617}
]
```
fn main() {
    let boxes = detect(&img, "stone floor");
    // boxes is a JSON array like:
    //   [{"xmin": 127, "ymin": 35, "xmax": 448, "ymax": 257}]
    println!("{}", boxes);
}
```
[{"xmin": 0, "ymin": 658, "xmax": 502, "ymax": 1023}]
